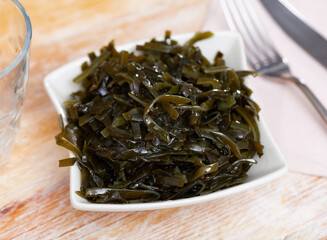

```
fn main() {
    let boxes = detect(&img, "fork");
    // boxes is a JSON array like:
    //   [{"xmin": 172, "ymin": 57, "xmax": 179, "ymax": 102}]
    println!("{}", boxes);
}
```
[{"xmin": 220, "ymin": 0, "xmax": 327, "ymax": 124}]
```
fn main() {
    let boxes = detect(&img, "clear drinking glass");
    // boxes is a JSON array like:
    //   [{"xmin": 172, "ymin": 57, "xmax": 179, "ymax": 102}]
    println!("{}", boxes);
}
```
[{"xmin": 0, "ymin": 0, "xmax": 32, "ymax": 166}]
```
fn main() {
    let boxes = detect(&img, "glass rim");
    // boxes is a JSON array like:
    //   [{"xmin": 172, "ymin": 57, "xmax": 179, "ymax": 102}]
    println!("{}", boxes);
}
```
[{"xmin": 0, "ymin": 0, "xmax": 32, "ymax": 79}]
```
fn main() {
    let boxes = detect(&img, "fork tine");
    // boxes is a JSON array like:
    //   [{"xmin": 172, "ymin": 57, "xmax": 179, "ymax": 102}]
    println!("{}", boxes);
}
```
[
  {"xmin": 220, "ymin": 0, "xmax": 259, "ymax": 69},
  {"xmin": 242, "ymin": 0, "xmax": 282, "ymax": 62},
  {"xmin": 222, "ymin": 0, "xmax": 327, "ymax": 124},
  {"xmin": 236, "ymin": 0, "xmax": 275, "ymax": 64},
  {"xmin": 220, "ymin": 0, "xmax": 237, "ymax": 32}
]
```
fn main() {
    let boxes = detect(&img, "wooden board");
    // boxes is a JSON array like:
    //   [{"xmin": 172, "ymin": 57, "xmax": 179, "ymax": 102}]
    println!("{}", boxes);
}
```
[{"xmin": 1, "ymin": 0, "xmax": 327, "ymax": 239}]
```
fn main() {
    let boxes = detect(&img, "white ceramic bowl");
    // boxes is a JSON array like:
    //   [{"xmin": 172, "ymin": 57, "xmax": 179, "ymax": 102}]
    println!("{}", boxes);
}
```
[{"xmin": 44, "ymin": 31, "xmax": 287, "ymax": 212}]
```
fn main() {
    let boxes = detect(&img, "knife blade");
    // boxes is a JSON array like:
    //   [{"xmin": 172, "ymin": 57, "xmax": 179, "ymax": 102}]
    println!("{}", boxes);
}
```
[{"xmin": 260, "ymin": 0, "xmax": 327, "ymax": 68}]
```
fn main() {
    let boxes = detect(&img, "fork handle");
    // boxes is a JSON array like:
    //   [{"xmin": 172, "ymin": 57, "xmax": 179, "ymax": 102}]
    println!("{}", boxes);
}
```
[{"xmin": 290, "ymin": 76, "xmax": 327, "ymax": 124}]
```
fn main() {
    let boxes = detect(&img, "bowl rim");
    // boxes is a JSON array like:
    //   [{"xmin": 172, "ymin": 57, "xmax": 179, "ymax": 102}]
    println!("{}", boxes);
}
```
[
  {"xmin": 70, "ymin": 163, "xmax": 287, "ymax": 211},
  {"xmin": 0, "ymin": 0, "xmax": 32, "ymax": 78},
  {"xmin": 44, "ymin": 31, "xmax": 288, "ymax": 211}
]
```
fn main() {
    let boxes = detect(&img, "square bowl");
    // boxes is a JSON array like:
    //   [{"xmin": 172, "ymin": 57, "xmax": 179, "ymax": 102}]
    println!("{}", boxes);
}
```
[{"xmin": 44, "ymin": 31, "xmax": 287, "ymax": 211}]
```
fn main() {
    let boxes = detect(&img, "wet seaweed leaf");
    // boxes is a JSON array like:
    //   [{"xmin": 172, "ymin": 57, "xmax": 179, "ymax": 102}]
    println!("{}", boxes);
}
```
[{"xmin": 56, "ymin": 31, "xmax": 263, "ymax": 203}]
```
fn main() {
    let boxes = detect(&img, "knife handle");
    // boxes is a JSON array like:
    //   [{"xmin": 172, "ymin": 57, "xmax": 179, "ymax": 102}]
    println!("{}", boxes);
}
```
[{"xmin": 290, "ymin": 76, "xmax": 327, "ymax": 124}]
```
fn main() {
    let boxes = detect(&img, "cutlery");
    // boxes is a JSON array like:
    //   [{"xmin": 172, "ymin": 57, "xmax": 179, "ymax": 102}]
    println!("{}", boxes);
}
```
[
  {"xmin": 260, "ymin": 0, "xmax": 327, "ymax": 68},
  {"xmin": 220, "ymin": 0, "xmax": 327, "ymax": 124}
]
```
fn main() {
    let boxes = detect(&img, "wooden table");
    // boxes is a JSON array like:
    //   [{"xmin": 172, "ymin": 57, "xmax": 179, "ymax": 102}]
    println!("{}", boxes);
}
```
[{"xmin": 1, "ymin": 0, "xmax": 327, "ymax": 239}]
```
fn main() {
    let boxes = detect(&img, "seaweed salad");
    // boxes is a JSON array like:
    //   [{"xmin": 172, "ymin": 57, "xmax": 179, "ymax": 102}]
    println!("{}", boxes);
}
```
[{"xmin": 56, "ymin": 31, "xmax": 263, "ymax": 203}]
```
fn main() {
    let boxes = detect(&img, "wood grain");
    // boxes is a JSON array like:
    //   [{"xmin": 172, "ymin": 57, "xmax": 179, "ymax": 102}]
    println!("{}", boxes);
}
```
[
  {"xmin": 1, "ymin": 173, "xmax": 327, "ymax": 239},
  {"xmin": 0, "ymin": 0, "xmax": 327, "ymax": 239}
]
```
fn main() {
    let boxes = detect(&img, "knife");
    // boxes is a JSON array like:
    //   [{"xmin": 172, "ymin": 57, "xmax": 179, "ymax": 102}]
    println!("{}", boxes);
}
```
[{"xmin": 260, "ymin": 0, "xmax": 327, "ymax": 68}]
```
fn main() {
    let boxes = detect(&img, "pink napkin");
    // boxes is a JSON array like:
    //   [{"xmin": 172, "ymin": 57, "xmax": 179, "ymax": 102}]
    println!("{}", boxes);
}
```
[{"xmin": 202, "ymin": 0, "xmax": 327, "ymax": 177}]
